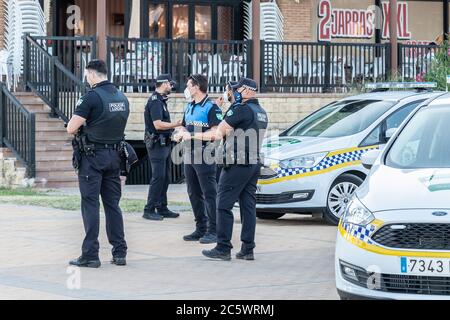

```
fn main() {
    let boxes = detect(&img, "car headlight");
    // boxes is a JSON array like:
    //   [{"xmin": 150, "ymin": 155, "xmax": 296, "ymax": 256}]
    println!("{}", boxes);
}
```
[
  {"xmin": 279, "ymin": 152, "xmax": 328, "ymax": 169},
  {"xmin": 342, "ymin": 196, "xmax": 375, "ymax": 226}
]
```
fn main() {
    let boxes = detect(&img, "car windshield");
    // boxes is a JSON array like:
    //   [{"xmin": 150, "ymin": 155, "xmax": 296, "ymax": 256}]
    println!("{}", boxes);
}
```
[
  {"xmin": 386, "ymin": 106, "xmax": 450, "ymax": 169},
  {"xmin": 283, "ymin": 100, "xmax": 395, "ymax": 138}
]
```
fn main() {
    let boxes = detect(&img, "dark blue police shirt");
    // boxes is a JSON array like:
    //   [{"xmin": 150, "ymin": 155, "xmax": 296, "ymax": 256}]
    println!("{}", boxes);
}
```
[
  {"xmin": 224, "ymin": 99, "xmax": 258, "ymax": 130},
  {"xmin": 145, "ymin": 91, "xmax": 172, "ymax": 135}
]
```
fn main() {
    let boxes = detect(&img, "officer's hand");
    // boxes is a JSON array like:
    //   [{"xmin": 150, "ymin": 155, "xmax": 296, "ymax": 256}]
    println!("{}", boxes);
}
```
[
  {"xmin": 174, "ymin": 119, "xmax": 183, "ymax": 128},
  {"xmin": 181, "ymin": 132, "xmax": 192, "ymax": 142},
  {"xmin": 173, "ymin": 132, "xmax": 183, "ymax": 143}
]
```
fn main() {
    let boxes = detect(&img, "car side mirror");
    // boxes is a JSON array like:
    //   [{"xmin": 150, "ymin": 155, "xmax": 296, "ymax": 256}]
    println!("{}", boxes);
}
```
[{"xmin": 361, "ymin": 149, "xmax": 381, "ymax": 170}]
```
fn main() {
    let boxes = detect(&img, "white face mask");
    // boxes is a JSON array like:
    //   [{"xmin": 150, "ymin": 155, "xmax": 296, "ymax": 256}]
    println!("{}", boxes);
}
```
[
  {"xmin": 184, "ymin": 87, "xmax": 192, "ymax": 101},
  {"xmin": 222, "ymin": 91, "xmax": 229, "ymax": 103}
]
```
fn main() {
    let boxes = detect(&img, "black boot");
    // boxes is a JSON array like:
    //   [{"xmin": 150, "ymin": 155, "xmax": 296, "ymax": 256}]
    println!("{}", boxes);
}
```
[
  {"xmin": 69, "ymin": 256, "xmax": 101, "ymax": 268},
  {"xmin": 202, "ymin": 248, "xmax": 231, "ymax": 261},
  {"xmin": 157, "ymin": 208, "xmax": 180, "ymax": 219},
  {"xmin": 143, "ymin": 210, "xmax": 164, "ymax": 221}
]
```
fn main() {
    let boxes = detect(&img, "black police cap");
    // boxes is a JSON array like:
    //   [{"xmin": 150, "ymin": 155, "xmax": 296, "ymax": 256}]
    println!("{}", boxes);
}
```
[
  {"xmin": 231, "ymin": 78, "xmax": 258, "ymax": 92},
  {"xmin": 156, "ymin": 74, "xmax": 176, "ymax": 86}
]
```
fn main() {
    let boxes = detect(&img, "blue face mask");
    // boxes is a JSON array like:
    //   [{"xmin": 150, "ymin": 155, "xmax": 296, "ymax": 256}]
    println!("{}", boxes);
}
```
[{"xmin": 233, "ymin": 90, "xmax": 243, "ymax": 104}]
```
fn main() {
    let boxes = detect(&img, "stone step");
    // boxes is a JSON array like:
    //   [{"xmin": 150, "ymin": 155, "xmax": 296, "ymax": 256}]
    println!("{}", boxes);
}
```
[
  {"xmin": 35, "ymin": 126, "xmax": 68, "ymax": 132},
  {"xmin": 35, "ymin": 144, "xmax": 72, "ymax": 152},
  {"xmin": 36, "ymin": 160, "xmax": 73, "ymax": 170},
  {"xmin": 36, "ymin": 170, "xmax": 77, "ymax": 180},
  {"xmin": 35, "ymin": 122, "xmax": 67, "ymax": 130},
  {"xmin": 19, "ymin": 99, "xmax": 47, "ymax": 106},
  {"xmin": 35, "ymin": 134, "xmax": 72, "ymax": 142},
  {"xmin": 34, "ymin": 177, "xmax": 79, "ymax": 189},
  {"xmin": 22, "ymin": 105, "xmax": 51, "ymax": 113},
  {"xmin": 36, "ymin": 151, "xmax": 72, "ymax": 161}
]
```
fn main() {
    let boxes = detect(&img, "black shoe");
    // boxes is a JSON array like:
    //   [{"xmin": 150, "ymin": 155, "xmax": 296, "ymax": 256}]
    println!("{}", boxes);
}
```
[
  {"xmin": 236, "ymin": 251, "xmax": 255, "ymax": 261},
  {"xmin": 199, "ymin": 233, "xmax": 217, "ymax": 244},
  {"xmin": 183, "ymin": 230, "xmax": 205, "ymax": 242},
  {"xmin": 202, "ymin": 248, "xmax": 231, "ymax": 261},
  {"xmin": 111, "ymin": 257, "xmax": 127, "ymax": 266},
  {"xmin": 157, "ymin": 208, "xmax": 180, "ymax": 219},
  {"xmin": 69, "ymin": 256, "xmax": 101, "ymax": 268},
  {"xmin": 143, "ymin": 212, "xmax": 164, "ymax": 221}
]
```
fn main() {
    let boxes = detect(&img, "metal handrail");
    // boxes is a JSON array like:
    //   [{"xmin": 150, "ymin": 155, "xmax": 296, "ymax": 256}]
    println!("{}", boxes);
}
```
[{"xmin": 0, "ymin": 82, "xmax": 36, "ymax": 177}]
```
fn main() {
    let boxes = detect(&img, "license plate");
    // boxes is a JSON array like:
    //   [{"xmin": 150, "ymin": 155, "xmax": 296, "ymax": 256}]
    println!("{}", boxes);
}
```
[{"xmin": 400, "ymin": 257, "xmax": 450, "ymax": 276}]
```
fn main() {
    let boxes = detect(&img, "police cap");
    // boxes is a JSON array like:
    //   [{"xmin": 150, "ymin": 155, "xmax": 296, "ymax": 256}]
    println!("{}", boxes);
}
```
[
  {"xmin": 231, "ymin": 78, "xmax": 258, "ymax": 92},
  {"xmin": 156, "ymin": 74, "xmax": 176, "ymax": 87}
]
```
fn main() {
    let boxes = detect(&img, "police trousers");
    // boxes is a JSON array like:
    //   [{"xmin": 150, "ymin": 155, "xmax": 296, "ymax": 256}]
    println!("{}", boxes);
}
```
[
  {"xmin": 145, "ymin": 144, "xmax": 171, "ymax": 212},
  {"xmin": 184, "ymin": 162, "xmax": 217, "ymax": 234},
  {"xmin": 78, "ymin": 149, "xmax": 127, "ymax": 260},
  {"xmin": 216, "ymin": 164, "xmax": 261, "ymax": 254}
]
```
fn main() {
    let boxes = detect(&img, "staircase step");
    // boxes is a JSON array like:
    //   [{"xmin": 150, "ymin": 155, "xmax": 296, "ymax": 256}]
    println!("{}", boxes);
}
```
[
  {"xmin": 36, "ymin": 170, "xmax": 77, "ymax": 179},
  {"xmin": 36, "ymin": 161, "xmax": 73, "ymax": 170},
  {"xmin": 34, "ymin": 177, "xmax": 79, "ymax": 189},
  {"xmin": 19, "ymin": 99, "xmax": 47, "ymax": 106},
  {"xmin": 36, "ymin": 151, "xmax": 73, "ymax": 161},
  {"xmin": 36, "ymin": 144, "xmax": 72, "ymax": 152},
  {"xmin": 35, "ymin": 126, "xmax": 68, "ymax": 132},
  {"xmin": 35, "ymin": 134, "xmax": 72, "ymax": 142}
]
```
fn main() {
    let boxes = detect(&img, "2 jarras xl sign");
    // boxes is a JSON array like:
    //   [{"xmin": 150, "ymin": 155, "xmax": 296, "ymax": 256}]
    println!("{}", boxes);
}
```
[{"xmin": 318, "ymin": 0, "xmax": 411, "ymax": 41}]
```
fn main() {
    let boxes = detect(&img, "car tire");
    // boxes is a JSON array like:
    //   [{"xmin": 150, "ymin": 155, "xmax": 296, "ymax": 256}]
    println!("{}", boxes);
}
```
[
  {"xmin": 256, "ymin": 212, "xmax": 285, "ymax": 220},
  {"xmin": 323, "ymin": 173, "xmax": 364, "ymax": 226}
]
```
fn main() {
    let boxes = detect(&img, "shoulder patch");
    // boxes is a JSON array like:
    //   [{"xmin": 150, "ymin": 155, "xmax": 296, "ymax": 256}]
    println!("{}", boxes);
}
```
[
  {"xmin": 227, "ymin": 110, "xmax": 234, "ymax": 117},
  {"xmin": 151, "ymin": 95, "xmax": 158, "ymax": 101},
  {"xmin": 76, "ymin": 98, "xmax": 84, "ymax": 107},
  {"xmin": 216, "ymin": 113, "xmax": 224, "ymax": 121}
]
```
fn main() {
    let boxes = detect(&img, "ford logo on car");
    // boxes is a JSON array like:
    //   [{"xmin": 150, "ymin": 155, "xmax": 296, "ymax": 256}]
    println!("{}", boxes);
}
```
[{"xmin": 432, "ymin": 211, "xmax": 448, "ymax": 217}]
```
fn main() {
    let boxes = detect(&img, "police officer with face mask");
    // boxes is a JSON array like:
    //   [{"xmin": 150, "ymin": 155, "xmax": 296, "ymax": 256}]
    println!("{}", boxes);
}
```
[
  {"xmin": 183, "ymin": 78, "xmax": 268, "ymax": 261},
  {"xmin": 143, "ymin": 74, "xmax": 182, "ymax": 221},
  {"xmin": 175, "ymin": 74, "xmax": 223, "ymax": 244},
  {"xmin": 66, "ymin": 60, "xmax": 130, "ymax": 268}
]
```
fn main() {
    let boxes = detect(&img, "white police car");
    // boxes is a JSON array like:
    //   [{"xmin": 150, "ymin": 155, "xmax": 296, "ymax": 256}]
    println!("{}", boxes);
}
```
[
  {"xmin": 257, "ymin": 83, "xmax": 442, "ymax": 225},
  {"xmin": 336, "ymin": 91, "xmax": 450, "ymax": 300}
]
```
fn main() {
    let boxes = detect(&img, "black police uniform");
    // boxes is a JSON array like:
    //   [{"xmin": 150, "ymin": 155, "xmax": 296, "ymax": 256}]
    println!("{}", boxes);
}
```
[
  {"xmin": 144, "ymin": 91, "xmax": 173, "ymax": 215},
  {"xmin": 74, "ymin": 80, "xmax": 130, "ymax": 261},
  {"xmin": 182, "ymin": 95, "xmax": 223, "ymax": 239},
  {"xmin": 215, "ymin": 97, "xmax": 268, "ymax": 255}
]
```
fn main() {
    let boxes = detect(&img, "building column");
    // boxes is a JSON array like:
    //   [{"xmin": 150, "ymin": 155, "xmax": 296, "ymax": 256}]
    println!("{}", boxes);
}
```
[
  {"xmin": 96, "ymin": 0, "xmax": 107, "ymax": 61},
  {"xmin": 444, "ymin": 0, "xmax": 449, "ymax": 41},
  {"xmin": 252, "ymin": 0, "xmax": 261, "ymax": 88},
  {"xmin": 389, "ymin": 0, "xmax": 398, "ymax": 77}
]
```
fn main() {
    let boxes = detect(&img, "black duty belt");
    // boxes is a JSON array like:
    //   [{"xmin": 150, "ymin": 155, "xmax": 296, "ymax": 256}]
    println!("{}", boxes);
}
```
[{"xmin": 93, "ymin": 142, "xmax": 121, "ymax": 150}]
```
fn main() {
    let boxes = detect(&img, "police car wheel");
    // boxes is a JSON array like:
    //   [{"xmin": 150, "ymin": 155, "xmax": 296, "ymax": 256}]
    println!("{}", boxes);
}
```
[
  {"xmin": 324, "ymin": 174, "xmax": 364, "ymax": 226},
  {"xmin": 256, "ymin": 212, "xmax": 285, "ymax": 220}
]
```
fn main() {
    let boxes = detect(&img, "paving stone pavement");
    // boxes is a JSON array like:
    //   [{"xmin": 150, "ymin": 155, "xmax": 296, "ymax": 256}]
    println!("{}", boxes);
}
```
[{"xmin": 0, "ymin": 185, "xmax": 339, "ymax": 300}]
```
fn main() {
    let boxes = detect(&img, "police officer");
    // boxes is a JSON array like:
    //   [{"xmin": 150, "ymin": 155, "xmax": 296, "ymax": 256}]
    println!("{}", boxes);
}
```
[
  {"xmin": 66, "ymin": 60, "xmax": 130, "ymax": 268},
  {"xmin": 143, "ymin": 74, "xmax": 182, "ymax": 221},
  {"xmin": 183, "ymin": 78, "xmax": 268, "ymax": 261},
  {"xmin": 175, "ymin": 74, "xmax": 223, "ymax": 244}
]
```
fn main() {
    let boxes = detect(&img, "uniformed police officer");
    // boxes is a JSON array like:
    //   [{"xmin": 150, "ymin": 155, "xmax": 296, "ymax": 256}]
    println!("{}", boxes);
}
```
[
  {"xmin": 175, "ymin": 74, "xmax": 223, "ymax": 244},
  {"xmin": 183, "ymin": 78, "xmax": 268, "ymax": 261},
  {"xmin": 143, "ymin": 74, "xmax": 182, "ymax": 221},
  {"xmin": 67, "ymin": 60, "xmax": 130, "ymax": 268}
]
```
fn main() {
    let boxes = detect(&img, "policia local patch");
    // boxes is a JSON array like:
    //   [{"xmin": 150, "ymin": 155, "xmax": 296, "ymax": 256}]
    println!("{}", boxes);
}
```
[{"xmin": 109, "ymin": 102, "xmax": 126, "ymax": 112}]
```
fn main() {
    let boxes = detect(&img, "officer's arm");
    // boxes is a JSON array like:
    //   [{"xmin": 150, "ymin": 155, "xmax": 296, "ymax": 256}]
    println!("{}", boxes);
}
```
[
  {"xmin": 153, "ymin": 119, "xmax": 182, "ymax": 130},
  {"xmin": 67, "ymin": 115, "xmax": 86, "ymax": 135}
]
